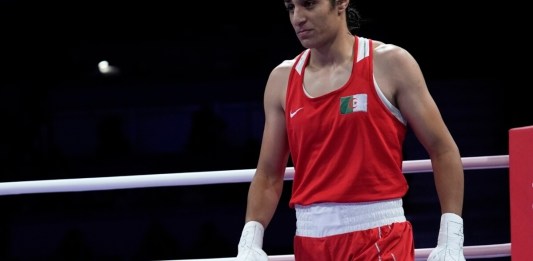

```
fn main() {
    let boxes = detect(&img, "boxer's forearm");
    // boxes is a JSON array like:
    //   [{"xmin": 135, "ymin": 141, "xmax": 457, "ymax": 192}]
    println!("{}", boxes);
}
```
[
  {"xmin": 244, "ymin": 170, "xmax": 284, "ymax": 229},
  {"xmin": 431, "ymin": 151, "xmax": 464, "ymax": 216}
]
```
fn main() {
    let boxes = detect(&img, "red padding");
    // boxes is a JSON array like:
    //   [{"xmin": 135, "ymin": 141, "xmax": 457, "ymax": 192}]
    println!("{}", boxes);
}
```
[{"xmin": 509, "ymin": 125, "xmax": 533, "ymax": 260}]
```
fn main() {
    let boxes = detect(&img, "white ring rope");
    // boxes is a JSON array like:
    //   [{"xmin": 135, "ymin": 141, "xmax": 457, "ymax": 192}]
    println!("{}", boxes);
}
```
[
  {"xmin": 0, "ymin": 154, "xmax": 512, "ymax": 259},
  {"xmin": 0, "ymin": 155, "xmax": 508, "ymax": 196},
  {"xmin": 166, "ymin": 243, "xmax": 511, "ymax": 261}
]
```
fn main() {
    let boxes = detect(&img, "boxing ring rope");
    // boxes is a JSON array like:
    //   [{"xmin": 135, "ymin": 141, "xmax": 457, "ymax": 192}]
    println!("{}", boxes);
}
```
[
  {"xmin": 0, "ymin": 155, "xmax": 512, "ymax": 260},
  {"xmin": 0, "ymin": 155, "xmax": 509, "ymax": 196},
  {"xmin": 169, "ymin": 242, "xmax": 512, "ymax": 260}
]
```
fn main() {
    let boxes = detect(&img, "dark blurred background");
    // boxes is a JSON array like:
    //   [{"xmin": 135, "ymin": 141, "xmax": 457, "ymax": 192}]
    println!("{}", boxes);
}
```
[{"xmin": 0, "ymin": 0, "xmax": 523, "ymax": 260}]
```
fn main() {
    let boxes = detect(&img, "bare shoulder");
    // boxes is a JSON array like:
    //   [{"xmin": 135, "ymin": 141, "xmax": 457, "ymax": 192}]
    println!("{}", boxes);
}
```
[
  {"xmin": 266, "ymin": 58, "xmax": 294, "ymax": 89},
  {"xmin": 372, "ymin": 40, "xmax": 416, "ymax": 67},
  {"xmin": 370, "ymin": 40, "xmax": 427, "ymax": 104},
  {"xmin": 271, "ymin": 59, "xmax": 295, "ymax": 77},
  {"xmin": 263, "ymin": 58, "xmax": 296, "ymax": 110}
]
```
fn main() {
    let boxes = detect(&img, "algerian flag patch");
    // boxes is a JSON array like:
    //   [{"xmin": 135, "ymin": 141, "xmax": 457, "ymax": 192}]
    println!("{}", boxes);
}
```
[{"xmin": 340, "ymin": 94, "xmax": 367, "ymax": 114}]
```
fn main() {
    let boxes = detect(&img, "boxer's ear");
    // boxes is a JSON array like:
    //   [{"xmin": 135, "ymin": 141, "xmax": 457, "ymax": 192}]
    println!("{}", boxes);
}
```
[{"xmin": 336, "ymin": 0, "xmax": 349, "ymax": 14}]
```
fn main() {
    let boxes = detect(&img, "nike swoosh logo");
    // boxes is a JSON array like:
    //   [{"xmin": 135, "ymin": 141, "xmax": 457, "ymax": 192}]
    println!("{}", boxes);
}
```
[{"xmin": 290, "ymin": 107, "xmax": 304, "ymax": 118}]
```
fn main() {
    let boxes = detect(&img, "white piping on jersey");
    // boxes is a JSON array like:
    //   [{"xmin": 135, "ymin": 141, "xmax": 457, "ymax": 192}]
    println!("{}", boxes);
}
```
[
  {"xmin": 295, "ymin": 49, "xmax": 310, "ymax": 75},
  {"xmin": 357, "ymin": 37, "xmax": 370, "ymax": 62},
  {"xmin": 374, "ymin": 75, "xmax": 406, "ymax": 125},
  {"xmin": 356, "ymin": 36, "xmax": 406, "ymax": 125}
]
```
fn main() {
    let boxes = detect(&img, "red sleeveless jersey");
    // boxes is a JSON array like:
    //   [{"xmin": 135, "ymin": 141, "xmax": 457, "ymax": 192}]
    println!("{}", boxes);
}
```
[{"xmin": 285, "ymin": 37, "xmax": 408, "ymax": 207}]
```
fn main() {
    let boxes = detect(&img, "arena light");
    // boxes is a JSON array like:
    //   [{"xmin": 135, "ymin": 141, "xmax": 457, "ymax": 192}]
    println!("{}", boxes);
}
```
[{"xmin": 98, "ymin": 60, "xmax": 119, "ymax": 75}]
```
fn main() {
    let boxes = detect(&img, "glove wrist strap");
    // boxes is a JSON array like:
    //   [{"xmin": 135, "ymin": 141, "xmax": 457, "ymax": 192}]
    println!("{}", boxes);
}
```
[{"xmin": 238, "ymin": 221, "xmax": 265, "ymax": 249}]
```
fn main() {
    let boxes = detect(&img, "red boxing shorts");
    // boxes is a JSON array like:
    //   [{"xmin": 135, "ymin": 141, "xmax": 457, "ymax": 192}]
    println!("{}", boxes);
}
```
[{"xmin": 294, "ymin": 221, "xmax": 414, "ymax": 261}]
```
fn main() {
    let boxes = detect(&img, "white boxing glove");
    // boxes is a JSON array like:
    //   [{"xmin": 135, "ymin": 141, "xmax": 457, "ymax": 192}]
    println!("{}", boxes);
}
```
[
  {"xmin": 427, "ymin": 213, "xmax": 466, "ymax": 261},
  {"xmin": 236, "ymin": 221, "xmax": 268, "ymax": 261}
]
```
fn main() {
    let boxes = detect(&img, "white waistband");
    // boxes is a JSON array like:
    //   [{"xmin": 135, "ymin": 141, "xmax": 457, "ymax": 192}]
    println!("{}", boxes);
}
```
[{"xmin": 295, "ymin": 198, "xmax": 406, "ymax": 238}]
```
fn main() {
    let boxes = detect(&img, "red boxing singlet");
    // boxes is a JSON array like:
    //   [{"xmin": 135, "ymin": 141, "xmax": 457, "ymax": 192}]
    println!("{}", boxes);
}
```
[{"xmin": 285, "ymin": 37, "xmax": 408, "ymax": 207}]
